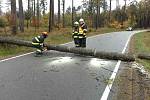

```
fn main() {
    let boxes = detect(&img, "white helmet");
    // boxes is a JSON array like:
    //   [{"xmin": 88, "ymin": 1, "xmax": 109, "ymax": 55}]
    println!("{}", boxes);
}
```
[
  {"xmin": 74, "ymin": 21, "xmax": 79, "ymax": 25},
  {"xmin": 79, "ymin": 18, "xmax": 84, "ymax": 22}
]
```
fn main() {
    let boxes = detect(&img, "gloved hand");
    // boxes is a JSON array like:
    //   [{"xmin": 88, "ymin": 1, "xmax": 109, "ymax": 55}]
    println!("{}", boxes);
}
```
[{"xmin": 42, "ymin": 47, "xmax": 48, "ymax": 51}]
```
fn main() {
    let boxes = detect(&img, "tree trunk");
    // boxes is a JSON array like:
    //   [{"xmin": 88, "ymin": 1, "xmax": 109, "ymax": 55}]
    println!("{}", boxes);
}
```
[
  {"xmin": 18, "ymin": 0, "xmax": 24, "ymax": 32},
  {"xmin": 72, "ymin": 0, "xmax": 74, "ymax": 27},
  {"xmin": 90, "ymin": 0, "xmax": 94, "ymax": 28},
  {"xmin": 103, "ymin": 0, "xmax": 106, "ymax": 26},
  {"xmin": 27, "ymin": 0, "xmax": 30, "ymax": 29},
  {"xmin": 37, "ymin": 0, "xmax": 40, "ymax": 29},
  {"xmin": 62, "ymin": 0, "xmax": 65, "ymax": 28},
  {"xmin": 109, "ymin": 0, "xmax": 112, "ymax": 23},
  {"xmin": 52, "ymin": 0, "xmax": 54, "ymax": 26},
  {"xmin": 49, "ymin": 0, "xmax": 52, "ymax": 32},
  {"xmin": 31, "ymin": 0, "xmax": 33, "ymax": 25},
  {"xmin": 48, "ymin": 0, "xmax": 54, "ymax": 32},
  {"xmin": 0, "ymin": 1, "xmax": 2, "ymax": 15},
  {"xmin": 124, "ymin": 0, "xmax": 127, "ymax": 12},
  {"xmin": 28, "ymin": 0, "xmax": 30, "ymax": 10},
  {"xmin": 58, "ymin": 0, "xmax": 60, "ymax": 26},
  {"xmin": 96, "ymin": 0, "xmax": 100, "ymax": 29},
  {"xmin": 11, "ymin": 0, "xmax": 17, "ymax": 35},
  {"xmin": 33, "ymin": 0, "xmax": 36, "ymax": 33}
]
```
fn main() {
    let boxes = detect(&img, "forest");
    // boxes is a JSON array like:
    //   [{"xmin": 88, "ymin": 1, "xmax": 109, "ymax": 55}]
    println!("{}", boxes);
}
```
[{"xmin": 0, "ymin": 0, "xmax": 149, "ymax": 35}]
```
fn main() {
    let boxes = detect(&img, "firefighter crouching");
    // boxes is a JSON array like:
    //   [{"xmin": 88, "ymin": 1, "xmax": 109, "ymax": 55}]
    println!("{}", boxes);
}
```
[
  {"xmin": 72, "ymin": 21, "xmax": 80, "ymax": 47},
  {"xmin": 79, "ymin": 18, "xmax": 87, "ymax": 48},
  {"xmin": 32, "ymin": 32, "xmax": 48, "ymax": 56}
]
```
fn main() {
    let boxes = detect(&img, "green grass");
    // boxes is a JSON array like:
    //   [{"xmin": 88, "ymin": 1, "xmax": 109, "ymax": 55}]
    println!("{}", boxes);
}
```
[
  {"xmin": 132, "ymin": 31, "xmax": 150, "ymax": 70},
  {"xmin": 0, "ymin": 45, "xmax": 33, "ymax": 59},
  {"xmin": 0, "ymin": 27, "xmax": 122, "ymax": 58}
]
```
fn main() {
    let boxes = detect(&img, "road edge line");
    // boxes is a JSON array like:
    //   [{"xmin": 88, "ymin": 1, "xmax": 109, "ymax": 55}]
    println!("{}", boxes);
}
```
[{"xmin": 0, "ymin": 52, "xmax": 34, "ymax": 63}]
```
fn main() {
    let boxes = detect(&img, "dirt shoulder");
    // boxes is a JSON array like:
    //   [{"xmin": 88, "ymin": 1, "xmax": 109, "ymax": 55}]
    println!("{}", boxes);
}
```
[{"xmin": 130, "ymin": 31, "xmax": 150, "ymax": 100}]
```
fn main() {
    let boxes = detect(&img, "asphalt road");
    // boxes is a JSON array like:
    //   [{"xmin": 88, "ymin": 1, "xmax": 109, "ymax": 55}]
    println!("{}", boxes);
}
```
[{"xmin": 0, "ymin": 31, "xmax": 144, "ymax": 100}]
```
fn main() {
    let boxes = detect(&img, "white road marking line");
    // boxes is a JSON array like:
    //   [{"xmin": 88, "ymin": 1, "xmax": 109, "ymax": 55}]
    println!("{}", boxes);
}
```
[
  {"xmin": 61, "ymin": 42, "xmax": 72, "ymax": 45},
  {"xmin": 88, "ymin": 31, "xmax": 122, "ymax": 39},
  {"xmin": 100, "ymin": 60, "xmax": 121, "ymax": 100},
  {"xmin": 100, "ymin": 33, "xmax": 133, "ymax": 100},
  {"xmin": 0, "ymin": 52, "xmax": 34, "ymax": 63}
]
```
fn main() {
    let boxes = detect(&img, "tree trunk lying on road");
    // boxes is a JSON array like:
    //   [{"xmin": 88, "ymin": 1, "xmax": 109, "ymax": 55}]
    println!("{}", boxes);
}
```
[
  {"xmin": 0, "ymin": 36, "xmax": 149, "ymax": 62},
  {"xmin": 138, "ymin": 53, "xmax": 150, "ymax": 60}
]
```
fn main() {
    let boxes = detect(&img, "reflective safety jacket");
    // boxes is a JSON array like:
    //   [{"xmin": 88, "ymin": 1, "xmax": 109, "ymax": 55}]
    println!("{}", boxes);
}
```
[
  {"xmin": 72, "ymin": 27, "xmax": 79, "ymax": 38},
  {"xmin": 32, "ymin": 35, "xmax": 45, "ymax": 45},
  {"xmin": 78, "ymin": 23, "xmax": 87, "ymax": 38}
]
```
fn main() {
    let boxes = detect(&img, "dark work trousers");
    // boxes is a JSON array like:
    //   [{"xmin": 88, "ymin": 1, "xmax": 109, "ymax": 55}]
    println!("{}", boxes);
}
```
[
  {"xmin": 81, "ymin": 37, "xmax": 86, "ymax": 47},
  {"xmin": 74, "ymin": 38, "xmax": 80, "ymax": 47},
  {"xmin": 79, "ymin": 38, "xmax": 86, "ymax": 48}
]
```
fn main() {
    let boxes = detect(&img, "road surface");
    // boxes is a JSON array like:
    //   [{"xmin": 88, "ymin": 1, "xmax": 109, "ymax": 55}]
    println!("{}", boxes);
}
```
[{"xmin": 0, "ymin": 31, "xmax": 144, "ymax": 100}]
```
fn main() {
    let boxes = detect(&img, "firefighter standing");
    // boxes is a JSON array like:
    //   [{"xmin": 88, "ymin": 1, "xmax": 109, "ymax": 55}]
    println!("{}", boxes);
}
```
[
  {"xmin": 32, "ymin": 32, "xmax": 48, "ymax": 56},
  {"xmin": 79, "ymin": 18, "xmax": 87, "ymax": 47},
  {"xmin": 72, "ymin": 21, "xmax": 80, "ymax": 47}
]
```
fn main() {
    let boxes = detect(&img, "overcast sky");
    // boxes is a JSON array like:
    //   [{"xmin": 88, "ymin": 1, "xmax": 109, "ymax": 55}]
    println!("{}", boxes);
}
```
[{"xmin": 0, "ymin": 0, "xmax": 141, "ymax": 13}]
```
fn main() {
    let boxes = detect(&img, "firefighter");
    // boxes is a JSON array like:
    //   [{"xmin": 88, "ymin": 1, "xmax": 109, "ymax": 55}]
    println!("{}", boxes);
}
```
[
  {"xmin": 32, "ymin": 32, "xmax": 48, "ymax": 56},
  {"xmin": 72, "ymin": 21, "xmax": 80, "ymax": 47},
  {"xmin": 79, "ymin": 18, "xmax": 87, "ymax": 47}
]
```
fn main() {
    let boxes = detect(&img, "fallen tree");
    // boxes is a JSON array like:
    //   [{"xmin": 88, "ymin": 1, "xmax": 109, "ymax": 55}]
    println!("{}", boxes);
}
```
[
  {"xmin": 138, "ymin": 53, "xmax": 150, "ymax": 60},
  {"xmin": 0, "ymin": 36, "xmax": 149, "ymax": 62}
]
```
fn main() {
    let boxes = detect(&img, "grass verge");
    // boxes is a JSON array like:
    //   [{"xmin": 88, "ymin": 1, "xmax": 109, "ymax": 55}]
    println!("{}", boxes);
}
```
[{"xmin": 131, "ymin": 31, "xmax": 150, "ymax": 71}]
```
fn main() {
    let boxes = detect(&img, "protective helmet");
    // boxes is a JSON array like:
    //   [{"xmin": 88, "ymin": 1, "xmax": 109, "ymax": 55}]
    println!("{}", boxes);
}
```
[
  {"xmin": 42, "ymin": 32, "xmax": 48, "ymax": 38},
  {"xmin": 74, "ymin": 21, "xmax": 79, "ymax": 26},
  {"xmin": 79, "ymin": 18, "xmax": 84, "ymax": 22}
]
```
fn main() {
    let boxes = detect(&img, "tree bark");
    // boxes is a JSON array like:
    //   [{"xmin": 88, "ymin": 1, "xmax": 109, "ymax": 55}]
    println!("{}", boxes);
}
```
[
  {"xmin": 58, "ymin": 0, "xmax": 60, "ymax": 25},
  {"xmin": 49, "ymin": 0, "xmax": 52, "ymax": 32},
  {"xmin": 18, "ymin": 0, "xmax": 24, "ymax": 32},
  {"xmin": 72, "ymin": 0, "xmax": 74, "ymax": 27},
  {"xmin": 11, "ymin": 0, "xmax": 17, "ymax": 35},
  {"xmin": 109, "ymin": 0, "xmax": 112, "ymax": 23},
  {"xmin": 37, "ymin": 0, "xmax": 40, "ymax": 29},
  {"xmin": 0, "ymin": 36, "xmax": 136, "ymax": 62},
  {"xmin": 0, "ymin": 1, "xmax": 2, "ymax": 15},
  {"xmin": 96, "ymin": 0, "xmax": 100, "ymax": 29},
  {"xmin": 27, "ymin": 0, "xmax": 30, "ymax": 29},
  {"xmin": 33, "ymin": 0, "xmax": 36, "ymax": 33},
  {"xmin": 62, "ymin": 0, "xmax": 65, "ymax": 28},
  {"xmin": 52, "ymin": 0, "xmax": 54, "ymax": 26}
]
